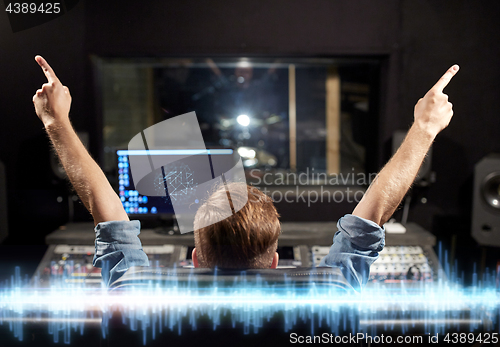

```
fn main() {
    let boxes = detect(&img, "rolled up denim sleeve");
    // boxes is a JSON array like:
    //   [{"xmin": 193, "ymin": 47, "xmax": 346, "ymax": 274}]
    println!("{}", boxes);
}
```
[
  {"xmin": 319, "ymin": 214, "xmax": 385, "ymax": 290},
  {"xmin": 92, "ymin": 220, "xmax": 150, "ymax": 287}
]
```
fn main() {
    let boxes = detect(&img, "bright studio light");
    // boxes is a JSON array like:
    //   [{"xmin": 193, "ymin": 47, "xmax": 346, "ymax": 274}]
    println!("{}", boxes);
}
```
[
  {"xmin": 237, "ymin": 147, "xmax": 256, "ymax": 159},
  {"xmin": 236, "ymin": 114, "xmax": 250, "ymax": 126}
]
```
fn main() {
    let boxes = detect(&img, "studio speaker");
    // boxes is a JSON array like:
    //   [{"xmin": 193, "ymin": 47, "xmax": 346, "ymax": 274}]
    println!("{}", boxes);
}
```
[
  {"xmin": 392, "ymin": 130, "xmax": 433, "ymax": 186},
  {"xmin": 0, "ymin": 161, "xmax": 8, "ymax": 243},
  {"xmin": 472, "ymin": 154, "xmax": 500, "ymax": 247}
]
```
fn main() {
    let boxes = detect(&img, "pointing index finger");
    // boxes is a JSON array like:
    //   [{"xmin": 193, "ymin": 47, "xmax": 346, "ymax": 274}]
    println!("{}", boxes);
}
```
[
  {"xmin": 35, "ymin": 55, "xmax": 59, "ymax": 84},
  {"xmin": 431, "ymin": 64, "xmax": 459, "ymax": 93}
]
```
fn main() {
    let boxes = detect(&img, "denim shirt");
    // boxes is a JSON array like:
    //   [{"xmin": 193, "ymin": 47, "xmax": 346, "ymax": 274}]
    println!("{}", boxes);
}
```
[
  {"xmin": 93, "ymin": 214, "xmax": 384, "ymax": 289},
  {"xmin": 92, "ymin": 220, "xmax": 150, "ymax": 287},
  {"xmin": 319, "ymin": 214, "xmax": 385, "ymax": 290}
]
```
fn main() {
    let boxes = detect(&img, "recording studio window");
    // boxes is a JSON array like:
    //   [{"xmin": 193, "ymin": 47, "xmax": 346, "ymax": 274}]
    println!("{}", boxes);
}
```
[{"xmin": 96, "ymin": 58, "xmax": 379, "ymax": 185}]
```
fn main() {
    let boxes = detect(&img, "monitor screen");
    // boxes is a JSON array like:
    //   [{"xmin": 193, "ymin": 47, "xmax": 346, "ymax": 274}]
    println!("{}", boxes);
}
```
[
  {"xmin": 117, "ymin": 150, "xmax": 175, "ymax": 216},
  {"xmin": 116, "ymin": 148, "xmax": 238, "ymax": 227}
]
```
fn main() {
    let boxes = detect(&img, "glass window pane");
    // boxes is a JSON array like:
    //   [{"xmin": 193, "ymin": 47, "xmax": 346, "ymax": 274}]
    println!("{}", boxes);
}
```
[{"xmin": 98, "ymin": 58, "xmax": 380, "ymax": 185}]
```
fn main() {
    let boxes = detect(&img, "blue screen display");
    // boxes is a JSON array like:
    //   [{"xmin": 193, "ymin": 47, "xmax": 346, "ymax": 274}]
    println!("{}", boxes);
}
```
[
  {"xmin": 117, "ymin": 151, "xmax": 174, "ymax": 215},
  {"xmin": 117, "ymin": 149, "xmax": 235, "ymax": 216}
]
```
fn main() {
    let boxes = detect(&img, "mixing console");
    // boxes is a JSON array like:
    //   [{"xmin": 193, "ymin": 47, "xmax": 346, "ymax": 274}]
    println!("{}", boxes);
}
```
[
  {"xmin": 370, "ymin": 246, "xmax": 434, "ymax": 282},
  {"xmin": 311, "ymin": 245, "xmax": 439, "ymax": 284},
  {"xmin": 20, "ymin": 223, "xmax": 491, "ymax": 343},
  {"xmin": 33, "ymin": 244, "xmax": 179, "ymax": 288},
  {"xmin": 33, "ymin": 245, "xmax": 305, "ymax": 287},
  {"xmin": 35, "ymin": 220, "xmax": 441, "ymax": 287}
]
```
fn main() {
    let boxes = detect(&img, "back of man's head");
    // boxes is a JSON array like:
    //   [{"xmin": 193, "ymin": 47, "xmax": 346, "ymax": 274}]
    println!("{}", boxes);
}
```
[{"xmin": 193, "ymin": 183, "xmax": 280, "ymax": 269}]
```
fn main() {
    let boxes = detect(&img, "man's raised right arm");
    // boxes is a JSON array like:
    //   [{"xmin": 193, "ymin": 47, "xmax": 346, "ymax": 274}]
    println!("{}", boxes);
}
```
[
  {"xmin": 32, "ymin": 55, "xmax": 128, "ymax": 226},
  {"xmin": 32, "ymin": 56, "xmax": 149, "ymax": 286},
  {"xmin": 353, "ymin": 65, "xmax": 459, "ymax": 226}
]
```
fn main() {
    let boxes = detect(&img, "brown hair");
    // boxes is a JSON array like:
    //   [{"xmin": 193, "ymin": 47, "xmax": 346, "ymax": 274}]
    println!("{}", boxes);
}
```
[{"xmin": 193, "ymin": 183, "xmax": 280, "ymax": 268}]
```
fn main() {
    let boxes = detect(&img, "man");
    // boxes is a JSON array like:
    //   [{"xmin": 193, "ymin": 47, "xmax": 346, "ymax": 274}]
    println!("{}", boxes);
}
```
[{"xmin": 32, "ymin": 55, "xmax": 458, "ymax": 289}]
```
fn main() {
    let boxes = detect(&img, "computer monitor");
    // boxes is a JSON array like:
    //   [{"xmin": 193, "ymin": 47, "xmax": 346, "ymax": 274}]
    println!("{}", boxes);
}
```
[
  {"xmin": 117, "ymin": 150, "xmax": 175, "ymax": 227},
  {"xmin": 116, "ymin": 148, "xmax": 238, "ymax": 230}
]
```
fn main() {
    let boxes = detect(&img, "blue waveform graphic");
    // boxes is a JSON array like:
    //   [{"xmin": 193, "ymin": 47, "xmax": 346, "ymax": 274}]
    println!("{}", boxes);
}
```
[{"xmin": 0, "ymin": 266, "xmax": 499, "ymax": 345}]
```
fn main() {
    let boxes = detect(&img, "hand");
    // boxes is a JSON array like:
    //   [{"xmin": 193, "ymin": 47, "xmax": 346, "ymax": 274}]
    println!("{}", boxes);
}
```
[
  {"xmin": 414, "ymin": 65, "xmax": 459, "ymax": 137},
  {"xmin": 32, "ymin": 55, "xmax": 72, "ymax": 127}
]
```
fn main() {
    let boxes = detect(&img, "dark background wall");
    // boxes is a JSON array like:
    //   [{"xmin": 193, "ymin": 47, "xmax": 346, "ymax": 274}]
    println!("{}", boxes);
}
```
[{"xmin": 0, "ymin": 1, "xmax": 499, "ymax": 272}]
